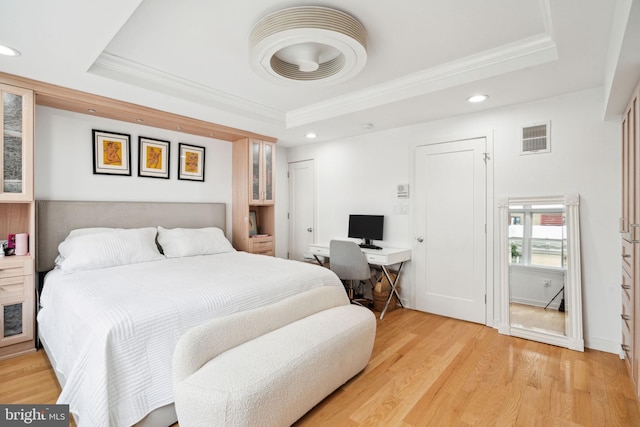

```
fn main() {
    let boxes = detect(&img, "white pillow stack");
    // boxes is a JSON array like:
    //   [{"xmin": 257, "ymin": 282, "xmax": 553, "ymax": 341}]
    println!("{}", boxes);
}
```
[{"xmin": 57, "ymin": 227, "xmax": 164, "ymax": 273}]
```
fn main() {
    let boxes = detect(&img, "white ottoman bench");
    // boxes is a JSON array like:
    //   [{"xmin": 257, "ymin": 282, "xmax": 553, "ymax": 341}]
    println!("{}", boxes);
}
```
[{"xmin": 172, "ymin": 286, "xmax": 376, "ymax": 427}]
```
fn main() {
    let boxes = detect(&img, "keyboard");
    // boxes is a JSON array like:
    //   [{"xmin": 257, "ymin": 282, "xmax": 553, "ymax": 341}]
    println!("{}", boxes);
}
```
[{"xmin": 359, "ymin": 244, "xmax": 382, "ymax": 250}]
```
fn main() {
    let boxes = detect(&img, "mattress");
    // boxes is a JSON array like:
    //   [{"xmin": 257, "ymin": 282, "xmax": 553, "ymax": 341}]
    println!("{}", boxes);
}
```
[{"xmin": 37, "ymin": 252, "xmax": 343, "ymax": 427}]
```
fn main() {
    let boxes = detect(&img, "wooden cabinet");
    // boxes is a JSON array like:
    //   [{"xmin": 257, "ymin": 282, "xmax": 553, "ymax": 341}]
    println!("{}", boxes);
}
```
[
  {"xmin": 621, "ymin": 79, "xmax": 640, "ymax": 395},
  {"xmin": 0, "ymin": 83, "xmax": 35, "ymax": 359},
  {"xmin": 232, "ymin": 138, "xmax": 276, "ymax": 254}
]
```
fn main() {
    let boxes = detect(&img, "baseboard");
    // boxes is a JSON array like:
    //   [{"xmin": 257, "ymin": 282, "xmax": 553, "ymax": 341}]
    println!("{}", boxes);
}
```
[{"xmin": 585, "ymin": 336, "xmax": 620, "ymax": 354}]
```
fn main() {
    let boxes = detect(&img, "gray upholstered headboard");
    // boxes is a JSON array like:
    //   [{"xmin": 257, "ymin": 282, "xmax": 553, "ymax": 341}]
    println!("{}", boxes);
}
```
[{"xmin": 35, "ymin": 200, "xmax": 226, "ymax": 273}]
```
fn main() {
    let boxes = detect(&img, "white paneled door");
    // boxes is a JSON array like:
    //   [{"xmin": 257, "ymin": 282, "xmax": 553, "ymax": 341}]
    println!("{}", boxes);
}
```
[
  {"xmin": 414, "ymin": 138, "xmax": 487, "ymax": 324},
  {"xmin": 288, "ymin": 159, "xmax": 315, "ymax": 261}
]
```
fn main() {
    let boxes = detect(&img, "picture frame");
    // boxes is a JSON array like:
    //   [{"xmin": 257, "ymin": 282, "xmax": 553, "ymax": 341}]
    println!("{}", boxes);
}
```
[
  {"xmin": 92, "ymin": 129, "xmax": 131, "ymax": 176},
  {"xmin": 178, "ymin": 143, "xmax": 205, "ymax": 182},
  {"xmin": 249, "ymin": 211, "xmax": 258, "ymax": 236},
  {"xmin": 138, "ymin": 136, "xmax": 170, "ymax": 179}
]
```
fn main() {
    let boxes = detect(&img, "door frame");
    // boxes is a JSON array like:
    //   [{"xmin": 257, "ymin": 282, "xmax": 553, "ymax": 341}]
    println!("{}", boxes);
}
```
[{"xmin": 410, "ymin": 131, "xmax": 494, "ymax": 327}]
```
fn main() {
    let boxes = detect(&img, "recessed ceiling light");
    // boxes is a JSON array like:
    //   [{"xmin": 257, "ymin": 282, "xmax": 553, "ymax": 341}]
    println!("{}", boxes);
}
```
[
  {"xmin": 468, "ymin": 94, "xmax": 489, "ymax": 103},
  {"xmin": 305, "ymin": 132, "xmax": 317, "ymax": 139},
  {"xmin": 0, "ymin": 44, "xmax": 21, "ymax": 57}
]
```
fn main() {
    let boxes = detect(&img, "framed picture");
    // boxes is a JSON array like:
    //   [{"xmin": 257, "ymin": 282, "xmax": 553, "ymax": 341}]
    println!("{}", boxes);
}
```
[
  {"xmin": 249, "ymin": 211, "xmax": 258, "ymax": 236},
  {"xmin": 178, "ymin": 143, "xmax": 205, "ymax": 182},
  {"xmin": 139, "ymin": 136, "xmax": 170, "ymax": 179},
  {"xmin": 92, "ymin": 129, "xmax": 131, "ymax": 176}
]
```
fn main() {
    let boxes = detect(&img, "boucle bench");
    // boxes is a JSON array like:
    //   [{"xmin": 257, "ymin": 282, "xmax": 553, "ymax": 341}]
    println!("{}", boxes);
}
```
[{"xmin": 172, "ymin": 286, "xmax": 376, "ymax": 427}]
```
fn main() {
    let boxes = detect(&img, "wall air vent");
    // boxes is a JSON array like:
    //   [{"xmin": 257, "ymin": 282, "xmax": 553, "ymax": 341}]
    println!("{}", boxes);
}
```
[{"xmin": 520, "ymin": 121, "xmax": 550, "ymax": 155}]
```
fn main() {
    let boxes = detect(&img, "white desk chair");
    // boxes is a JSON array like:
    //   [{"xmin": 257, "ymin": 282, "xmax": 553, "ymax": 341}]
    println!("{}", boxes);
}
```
[{"xmin": 329, "ymin": 240, "xmax": 376, "ymax": 306}]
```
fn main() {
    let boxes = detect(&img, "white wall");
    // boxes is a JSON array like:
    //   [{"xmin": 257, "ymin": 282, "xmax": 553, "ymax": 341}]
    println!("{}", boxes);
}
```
[
  {"xmin": 510, "ymin": 266, "xmax": 565, "ymax": 309},
  {"xmin": 286, "ymin": 87, "xmax": 620, "ymax": 353},
  {"xmin": 34, "ymin": 106, "xmax": 233, "ymax": 235},
  {"xmin": 274, "ymin": 145, "xmax": 289, "ymax": 258}
]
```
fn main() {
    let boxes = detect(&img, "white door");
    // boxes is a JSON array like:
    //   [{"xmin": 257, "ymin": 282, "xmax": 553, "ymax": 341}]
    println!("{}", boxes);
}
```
[
  {"xmin": 414, "ymin": 138, "xmax": 487, "ymax": 324},
  {"xmin": 288, "ymin": 159, "xmax": 315, "ymax": 261}
]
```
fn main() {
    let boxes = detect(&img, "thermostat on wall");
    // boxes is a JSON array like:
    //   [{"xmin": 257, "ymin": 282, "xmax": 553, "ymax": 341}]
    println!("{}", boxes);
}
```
[{"xmin": 397, "ymin": 184, "xmax": 409, "ymax": 199}]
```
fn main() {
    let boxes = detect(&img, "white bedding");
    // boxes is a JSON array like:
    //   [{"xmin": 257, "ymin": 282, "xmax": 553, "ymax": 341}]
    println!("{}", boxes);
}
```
[{"xmin": 37, "ymin": 252, "xmax": 343, "ymax": 427}]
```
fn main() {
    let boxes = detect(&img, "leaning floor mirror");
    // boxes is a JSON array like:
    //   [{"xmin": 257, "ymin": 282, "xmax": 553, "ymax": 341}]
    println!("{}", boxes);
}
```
[{"xmin": 497, "ymin": 194, "xmax": 584, "ymax": 351}]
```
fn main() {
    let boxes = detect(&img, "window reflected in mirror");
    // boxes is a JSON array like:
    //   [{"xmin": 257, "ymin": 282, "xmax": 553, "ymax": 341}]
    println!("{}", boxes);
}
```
[{"xmin": 508, "ymin": 203, "xmax": 567, "ymax": 336}]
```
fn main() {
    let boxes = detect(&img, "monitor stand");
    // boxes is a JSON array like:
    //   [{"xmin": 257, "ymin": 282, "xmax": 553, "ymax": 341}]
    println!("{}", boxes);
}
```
[{"xmin": 359, "ymin": 239, "xmax": 382, "ymax": 250}]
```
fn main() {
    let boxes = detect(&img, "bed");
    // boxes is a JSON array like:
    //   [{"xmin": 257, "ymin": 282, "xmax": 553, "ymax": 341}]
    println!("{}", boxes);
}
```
[{"xmin": 35, "ymin": 200, "xmax": 345, "ymax": 427}]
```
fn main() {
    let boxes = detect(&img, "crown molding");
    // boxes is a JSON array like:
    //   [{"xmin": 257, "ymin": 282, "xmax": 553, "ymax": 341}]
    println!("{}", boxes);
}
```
[
  {"xmin": 286, "ymin": 33, "xmax": 558, "ymax": 128},
  {"xmin": 89, "ymin": 52, "xmax": 285, "ymax": 124},
  {"xmin": 88, "ymin": 33, "xmax": 557, "ymax": 132}
]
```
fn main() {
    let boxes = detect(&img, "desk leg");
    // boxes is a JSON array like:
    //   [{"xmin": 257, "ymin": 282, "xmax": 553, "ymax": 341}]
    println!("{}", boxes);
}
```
[
  {"xmin": 313, "ymin": 255, "xmax": 324, "ymax": 266},
  {"xmin": 380, "ymin": 262, "xmax": 404, "ymax": 320}
]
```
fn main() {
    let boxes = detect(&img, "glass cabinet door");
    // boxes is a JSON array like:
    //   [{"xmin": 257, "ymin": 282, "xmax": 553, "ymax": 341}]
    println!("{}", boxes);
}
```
[
  {"xmin": 0, "ymin": 84, "xmax": 33, "ymax": 201},
  {"xmin": 263, "ymin": 142, "xmax": 274, "ymax": 203},
  {"xmin": 248, "ymin": 140, "xmax": 275, "ymax": 205},
  {"xmin": 251, "ymin": 140, "xmax": 261, "ymax": 203},
  {"xmin": 0, "ymin": 299, "xmax": 33, "ymax": 346}
]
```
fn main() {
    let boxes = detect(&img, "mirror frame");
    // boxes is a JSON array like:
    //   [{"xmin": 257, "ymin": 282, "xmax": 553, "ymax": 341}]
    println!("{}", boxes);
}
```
[{"xmin": 497, "ymin": 194, "xmax": 584, "ymax": 351}]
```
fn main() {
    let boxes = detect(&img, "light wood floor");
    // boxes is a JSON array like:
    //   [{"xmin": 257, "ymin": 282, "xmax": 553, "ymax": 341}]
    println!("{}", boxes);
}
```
[
  {"xmin": 1, "ymin": 308, "xmax": 639, "ymax": 426},
  {"xmin": 510, "ymin": 302, "xmax": 566, "ymax": 335}
]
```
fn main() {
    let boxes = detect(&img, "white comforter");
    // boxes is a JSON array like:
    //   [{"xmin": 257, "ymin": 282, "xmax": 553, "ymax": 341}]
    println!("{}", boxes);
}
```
[{"xmin": 37, "ymin": 252, "xmax": 343, "ymax": 427}]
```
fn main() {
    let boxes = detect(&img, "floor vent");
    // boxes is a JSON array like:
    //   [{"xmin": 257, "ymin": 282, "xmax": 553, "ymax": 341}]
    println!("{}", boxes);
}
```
[{"xmin": 520, "ymin": 122, "xmax": 550, "ymax": 154}]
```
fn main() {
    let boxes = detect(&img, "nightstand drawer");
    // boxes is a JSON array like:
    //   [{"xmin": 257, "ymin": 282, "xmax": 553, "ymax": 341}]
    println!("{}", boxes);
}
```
[
  {"xmin": 253, "ymin": 249, "xmax": 274, "ymax": 256},
  {"xmin": 0, "ymin": 276, "xmax": 25, "ymax": 300},
  {"xmin": 0, "ymin": 258, "xmax": 30, "ymax": 279},
  {"xmin": 250, "ymin": 236, "xmax": 274, "ymax": 255}
]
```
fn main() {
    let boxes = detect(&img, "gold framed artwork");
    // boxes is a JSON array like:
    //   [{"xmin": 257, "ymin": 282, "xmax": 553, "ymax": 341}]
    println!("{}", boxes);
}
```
[
  {"xmin": 92, "ymin": 129, "xmax": 131, "ymax": 176},
  {"xmin": 139, "ymin": 136, "xmax": 170, "ymax": 179},
  {"xmin": 178, "ymin": 143, "xmax": 205, "ymax": 182}
]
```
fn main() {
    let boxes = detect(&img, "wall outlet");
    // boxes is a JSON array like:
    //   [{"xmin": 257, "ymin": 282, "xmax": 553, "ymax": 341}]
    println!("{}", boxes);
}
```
[{"xmin": 542, "ymin": 279, "xmax": 551, "ymax": 287}]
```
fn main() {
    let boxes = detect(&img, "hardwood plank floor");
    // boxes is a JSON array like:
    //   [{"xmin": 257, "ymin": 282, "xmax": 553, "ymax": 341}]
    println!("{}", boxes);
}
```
[
  {"xmin": 296, "ymin": 308, "xmax": 640, "ymax": 426},
  {"xmin": 0, "ymin": 308, "xmax": 638, "ymax": 426}
]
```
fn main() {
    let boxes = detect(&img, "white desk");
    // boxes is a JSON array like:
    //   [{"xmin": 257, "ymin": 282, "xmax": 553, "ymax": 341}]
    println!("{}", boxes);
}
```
[{"xmin": 309, "ymin": 243, "xmax": 410, "ymax": 319}]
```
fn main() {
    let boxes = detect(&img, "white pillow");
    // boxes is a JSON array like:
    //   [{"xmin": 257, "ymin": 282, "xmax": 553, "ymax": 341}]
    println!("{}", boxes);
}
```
[
  {"xmin": 157, "ymin": 226, "xmax": 235, "ymax": 258},
  {"xmin": 57, "ymin": 227, "xmax": 165, "ymax": 273},
  {"xmin": 55, "ymin": 228, "xmax": 122, "ymax": 268},
  {"xmin": 64, "ymin": 227, "xmax": 121, "ymax": 241}
]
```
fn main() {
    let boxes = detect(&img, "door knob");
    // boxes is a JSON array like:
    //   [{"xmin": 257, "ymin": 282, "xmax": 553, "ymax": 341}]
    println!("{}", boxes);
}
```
[
  {"xmin": 416, "ymin": 237, "xmax": 424, "ymax": 243},
  {"xmin": 307, "ymin": 227, "xmax": 313, "ymax": 232}
]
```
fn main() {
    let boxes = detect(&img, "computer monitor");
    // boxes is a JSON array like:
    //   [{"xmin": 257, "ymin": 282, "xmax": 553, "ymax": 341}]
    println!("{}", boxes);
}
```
[{"xmin": 348, "ymin": 214, "xmax": 384, "ymax": 249}]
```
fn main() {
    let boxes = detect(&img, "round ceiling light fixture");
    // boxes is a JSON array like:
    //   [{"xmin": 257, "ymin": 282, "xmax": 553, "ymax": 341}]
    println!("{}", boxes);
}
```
[{"xmin": 249, "ymin": 6, "xmax": 367, "ymax": 85}]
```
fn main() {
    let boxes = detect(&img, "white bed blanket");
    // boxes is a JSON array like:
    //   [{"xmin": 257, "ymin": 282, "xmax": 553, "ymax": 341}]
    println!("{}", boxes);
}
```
[{"xmin": 37, "ymin": 252, "xmax": 343, "ymax": 427}]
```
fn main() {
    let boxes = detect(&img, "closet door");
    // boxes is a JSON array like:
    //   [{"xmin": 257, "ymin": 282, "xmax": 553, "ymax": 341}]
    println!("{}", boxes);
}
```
[{"xmin": 622, "ymin": 82, "xmax": 640, "ymax": 398}]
